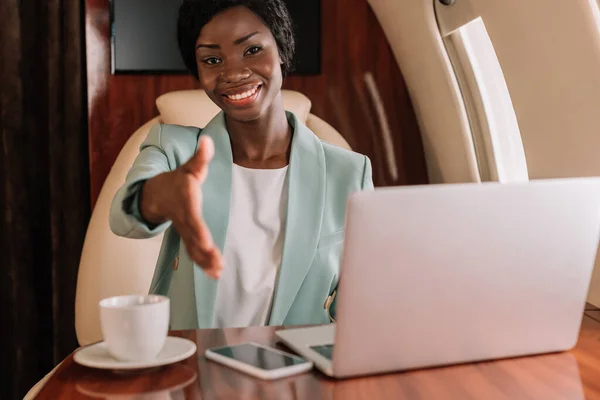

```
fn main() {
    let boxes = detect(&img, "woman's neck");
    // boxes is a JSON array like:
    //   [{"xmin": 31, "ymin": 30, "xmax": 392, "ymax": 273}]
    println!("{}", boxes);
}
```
[{"xmin": 225, "ymin": 94, "xmax": 292, "ymax": 169}]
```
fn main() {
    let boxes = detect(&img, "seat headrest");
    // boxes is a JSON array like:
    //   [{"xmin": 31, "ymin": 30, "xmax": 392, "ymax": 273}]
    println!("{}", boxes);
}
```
[{"xmin": 156, "ymin": 89, "xmax": 312, "ymax": 128}]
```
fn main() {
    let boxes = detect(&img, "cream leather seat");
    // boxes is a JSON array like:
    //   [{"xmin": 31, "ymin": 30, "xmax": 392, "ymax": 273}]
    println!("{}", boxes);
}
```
[{"xmin": 74, "ymin": 89, "xmax": 349, "ymax": 346}]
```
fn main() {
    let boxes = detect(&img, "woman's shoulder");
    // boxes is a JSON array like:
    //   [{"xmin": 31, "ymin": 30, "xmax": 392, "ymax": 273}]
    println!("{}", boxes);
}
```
[
  {"xmin": 290, "ymin": 110, "xmax": 367, "ymax": 174},
  {"xmin": 153, "ymin": 123, "xmax": 201, "ymax": 144},
  {"xmin": 141, "ymin": 123, "xmax": 202, "ymax": 166},
  {"xmin": 320, "ymin": 140, "xmax": 369, "ymax": 175},
  {"xmin": 144, "ymin": 122, "xmax": 201, "ymax": 150},
  {"xmin": 319, "ymin": 140, "xmax": 372, "ymax": 191}
]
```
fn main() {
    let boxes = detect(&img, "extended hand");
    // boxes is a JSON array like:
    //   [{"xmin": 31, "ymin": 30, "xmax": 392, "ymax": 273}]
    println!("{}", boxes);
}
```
[{"xmin": 140, "ymin": 136, "xmax": 223, "ymax": 278}]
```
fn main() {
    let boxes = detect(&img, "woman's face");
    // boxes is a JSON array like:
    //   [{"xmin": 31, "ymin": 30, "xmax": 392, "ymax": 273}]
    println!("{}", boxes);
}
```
[{"xmin": 195, "ymin": 6, "xmax": 284, "ymax": 122}]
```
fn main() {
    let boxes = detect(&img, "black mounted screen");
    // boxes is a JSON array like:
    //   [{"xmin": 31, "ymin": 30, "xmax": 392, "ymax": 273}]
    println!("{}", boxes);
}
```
[{"xmin": 110, "ymin": 0, "xmax": 321, "ymax": 75}]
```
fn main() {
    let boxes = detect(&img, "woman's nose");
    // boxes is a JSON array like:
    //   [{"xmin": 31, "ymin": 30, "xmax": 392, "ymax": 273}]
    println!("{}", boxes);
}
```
[{"xmin": 220, "ymin": 65, "xmax": 252, "ymax": 84}]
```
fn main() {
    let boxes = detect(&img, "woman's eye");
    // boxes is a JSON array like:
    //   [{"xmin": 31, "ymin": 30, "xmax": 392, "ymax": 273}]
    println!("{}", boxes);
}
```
[
  {"xmin": 203, "ymin": 57, "xmax": 221, "ymax": 65},
  {"xmin": 245, "ymin": 46, "xmax": 262, "ymax": 56}
]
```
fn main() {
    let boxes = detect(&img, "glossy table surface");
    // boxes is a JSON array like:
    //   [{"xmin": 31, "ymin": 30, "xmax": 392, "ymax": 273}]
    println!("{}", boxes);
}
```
[{"xmin": 36, "ymin": 310, "xmax": 600, "ymax": 399}]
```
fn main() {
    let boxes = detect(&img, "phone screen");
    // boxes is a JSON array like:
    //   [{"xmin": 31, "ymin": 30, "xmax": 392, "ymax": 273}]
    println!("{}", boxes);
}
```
[{"xmin": 209, "ymin": 343, "xmax": 308, "ymax": 370}]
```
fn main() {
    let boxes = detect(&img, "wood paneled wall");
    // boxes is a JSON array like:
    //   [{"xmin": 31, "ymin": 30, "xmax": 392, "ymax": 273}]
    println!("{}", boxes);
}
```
[{"xmin": 86, "ymin": 0, "xmax": 428, "ymax": 206}]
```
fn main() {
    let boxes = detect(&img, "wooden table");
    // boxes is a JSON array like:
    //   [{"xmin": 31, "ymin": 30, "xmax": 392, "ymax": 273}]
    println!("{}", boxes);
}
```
[{"xmin": 36, "ymin": 312, "xmax": 600, "ymax": 399}]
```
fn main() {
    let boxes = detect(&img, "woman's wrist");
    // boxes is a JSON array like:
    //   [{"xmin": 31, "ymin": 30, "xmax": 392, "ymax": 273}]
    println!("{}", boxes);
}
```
[{"xmin": 139, "ymin": 174, "xmax": 169, "ymax": 225}]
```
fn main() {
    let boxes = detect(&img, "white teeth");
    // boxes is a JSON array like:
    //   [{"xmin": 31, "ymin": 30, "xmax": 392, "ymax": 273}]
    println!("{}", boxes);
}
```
[{"xmin": 227, "ymin": 87, "xmax": 258, "ymax": 101}]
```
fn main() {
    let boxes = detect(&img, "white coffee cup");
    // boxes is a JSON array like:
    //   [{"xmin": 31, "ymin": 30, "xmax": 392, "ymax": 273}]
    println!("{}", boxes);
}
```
[{"xmin": 99, "ymin": 295, "xmax": 170, "ymax": 361}]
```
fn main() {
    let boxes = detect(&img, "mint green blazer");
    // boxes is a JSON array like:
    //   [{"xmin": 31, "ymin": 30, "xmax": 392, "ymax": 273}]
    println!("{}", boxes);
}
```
[{"xmin": 110, "ymin": 111, "xmax": 373, "ymax": 330}]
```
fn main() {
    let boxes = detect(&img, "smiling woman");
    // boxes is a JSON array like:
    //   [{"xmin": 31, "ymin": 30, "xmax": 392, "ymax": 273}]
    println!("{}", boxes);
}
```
[
  {"xmin": 194, "ymin": 17, "xmax": 282, "ymax": 122},
  {"xmin": 181, "ymin": 2, "xmax": 293, "ymax": 126},
  {"xmin": 109, "ymin": 0, "xmax": 374, "ymax": 331}
]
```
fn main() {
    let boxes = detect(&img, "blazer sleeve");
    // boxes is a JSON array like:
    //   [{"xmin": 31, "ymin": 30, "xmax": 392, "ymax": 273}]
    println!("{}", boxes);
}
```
[
  {"xmin": 109, "ymin": 124, "xmax": 173, "ymax": 238},
  {"xmin": 361, "ymin": 155, "xmax": 374, "ymax": 191},
  {"xmin": 329, "ymin": 154, "xmax": 374, "ymax": 322}
]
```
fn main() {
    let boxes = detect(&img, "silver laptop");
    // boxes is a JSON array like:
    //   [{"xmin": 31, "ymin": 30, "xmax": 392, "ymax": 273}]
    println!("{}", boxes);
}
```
[{"xmin": 276, "ymin": 178, "xmax": 600, "ymax": 378}]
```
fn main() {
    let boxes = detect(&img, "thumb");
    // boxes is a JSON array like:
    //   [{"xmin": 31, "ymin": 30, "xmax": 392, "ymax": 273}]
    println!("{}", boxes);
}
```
[{"xmin": 183, "ymin": 135, "xmax": 214, "ymax": 181}]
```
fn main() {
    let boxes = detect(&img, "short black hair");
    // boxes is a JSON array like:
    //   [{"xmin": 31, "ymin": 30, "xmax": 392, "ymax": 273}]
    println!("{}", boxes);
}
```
[{"xmin": 177, "ymin": 0, "xmax": 296, "ymax": 79}]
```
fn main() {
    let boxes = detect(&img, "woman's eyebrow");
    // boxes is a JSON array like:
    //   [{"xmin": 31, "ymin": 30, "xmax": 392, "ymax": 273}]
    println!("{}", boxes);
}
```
[
  {"xmin": 196, "ymin": 31, "xmax": 260, "ymax": 50},
  {"xmin": 233, "ymin": 31, "xmax": 259, "ymax": 45}
]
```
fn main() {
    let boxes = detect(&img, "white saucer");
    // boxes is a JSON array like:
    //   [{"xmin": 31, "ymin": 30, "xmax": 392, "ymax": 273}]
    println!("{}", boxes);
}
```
[{"xmin": 74, "ymin": 337, "xmax": 197, "ymax": 370}]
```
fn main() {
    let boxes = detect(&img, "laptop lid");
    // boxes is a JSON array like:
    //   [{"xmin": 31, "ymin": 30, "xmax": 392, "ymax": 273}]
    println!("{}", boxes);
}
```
[{"xmin": 331, "ymin": 178, "xmax": 600, "ymax": 377}]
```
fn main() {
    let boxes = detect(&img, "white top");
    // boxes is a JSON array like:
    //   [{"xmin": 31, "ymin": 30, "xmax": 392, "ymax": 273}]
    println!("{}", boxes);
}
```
[{"xmin": 212, "ymin": 164, "xmax": 289, "ymax": 328}]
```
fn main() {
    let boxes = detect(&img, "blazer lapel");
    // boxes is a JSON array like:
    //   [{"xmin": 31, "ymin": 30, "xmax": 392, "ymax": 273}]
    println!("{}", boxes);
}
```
[
  {"xmin": 269, "ymin": 112, "xmax": 326, "ymax": 325},
  {"xmin": 192, "ymin": 112, "xmax": 232, "ymax": 328}
]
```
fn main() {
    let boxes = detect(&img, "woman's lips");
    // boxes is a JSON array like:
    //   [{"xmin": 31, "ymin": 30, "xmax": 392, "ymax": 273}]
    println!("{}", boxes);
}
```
[{"xmin": 222, "ymin": 85, "xmax": 262, "ymax": 107}]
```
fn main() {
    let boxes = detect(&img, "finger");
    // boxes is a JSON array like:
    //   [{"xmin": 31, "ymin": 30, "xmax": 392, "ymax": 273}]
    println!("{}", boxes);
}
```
[
  {"xmin": 180, "ymin": 221, "xmax": 222, "ymax": 268},
  {"xmin": 184, "ymin": 215, "xmax": 215, "ymax": 253},
  {"xmin": 177, "ymin": 205, "xmax": 222, "ymax": 278},
  {"xmin": 184, "ymin": 239, "xmax": 213, "ymax": 266},
  {"xmin": 189, "ymin": 246, "xmax": 222, "ymax": 274},
  {"xmin": 188, "ymin": 249, "xmax": 212, "ymax": 270},
  {"xmin": 183, "ymin": 135, "xmax": 214, "ymax": 181},
  {"xmin": 179, "ymin": 191, "xmax": 213, "ymax": 250},
  {"xmin": 175, "ymin": 221, "xmax": 213, "ymax": 260},
  {"xmin": 205, "ymin": 248, "xmax": 223, "ymax": 279},
  {"xmin": 188, "ymin": 246, "xmax": 223, "ymax": 279}
]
